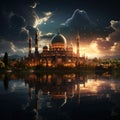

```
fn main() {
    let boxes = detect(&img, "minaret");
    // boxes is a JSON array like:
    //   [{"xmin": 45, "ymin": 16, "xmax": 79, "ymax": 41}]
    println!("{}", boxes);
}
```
[
  {"xmin": 57, "ymin": 28, "xmax": 60, "ymax": 35},
  {"xmin": 35, "ymin": 31, "xmax": 39, "ymax": 54},
  {"xmin": 29, "ymin": 37, "xmax": 32, "ymax": 56},
  {"xmin": 76, "ymin": 33, "xmax": 80, "ymax": 57}
]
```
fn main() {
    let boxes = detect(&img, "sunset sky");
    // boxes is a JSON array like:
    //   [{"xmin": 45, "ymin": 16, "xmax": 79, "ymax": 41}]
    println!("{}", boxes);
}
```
[{"xmin": 0, "ymin": 0, "xmax": 120, "ymax": 58}]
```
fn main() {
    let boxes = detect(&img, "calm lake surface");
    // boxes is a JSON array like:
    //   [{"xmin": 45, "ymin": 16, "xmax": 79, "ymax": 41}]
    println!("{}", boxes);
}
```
[{"xmin": 0, "ymin": 71, "xmax": 120, "ymax": 120}]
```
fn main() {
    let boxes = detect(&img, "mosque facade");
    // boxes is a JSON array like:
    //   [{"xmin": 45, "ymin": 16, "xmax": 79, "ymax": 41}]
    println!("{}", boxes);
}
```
[{"xmin": 25, "ymin": 31, "xmax": 86, "ymax": 67}]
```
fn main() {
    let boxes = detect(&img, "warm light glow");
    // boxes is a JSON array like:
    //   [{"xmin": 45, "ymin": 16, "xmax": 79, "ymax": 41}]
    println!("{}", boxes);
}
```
[
  {"xmin": 81, "ymin": 79, "xmax": 105, "ymax": 93},
  {"xmin": 90, "ymin": 42, "xmax": 100, "ymax": 53},
  {"xmin": 106, "ymin": 37, "xmax": 110, "ymax": 41},
  {"xmin": 74, "ymin": 78, "xmax": 120, "ymax": 96},
  {"xmin": 73, "ymin": 46, "xmax": 77, "ymax": 54},
  {"xmin": 73, "ymin": 42, "xmax": 102, "ymax": 58},
  {"xmin": 33, "ymin": 12, "xmax": 52, "ymax": 28}
]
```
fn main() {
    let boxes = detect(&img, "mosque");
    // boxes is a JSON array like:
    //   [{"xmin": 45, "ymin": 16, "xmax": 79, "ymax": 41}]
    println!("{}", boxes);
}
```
[{"xmin": 25, "ymin": 31, "xmax": 86, "ymax": 67}]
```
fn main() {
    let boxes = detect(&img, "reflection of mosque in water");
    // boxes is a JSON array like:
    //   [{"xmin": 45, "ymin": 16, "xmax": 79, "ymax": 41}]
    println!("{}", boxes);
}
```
[
  {"xmin": 1, "ymin": 72, "xmax": 115, "ymax": 120},
  {"xmin": 23, "ymin": 73, "xmax": 87, "ymax": 119},
  {"xmin": 0, "ymin": 72, "xmax": 87, "ymax": 119},
  {"xmin": 25, "ymin": 74, "xmax": 86, "ymax": 102}
]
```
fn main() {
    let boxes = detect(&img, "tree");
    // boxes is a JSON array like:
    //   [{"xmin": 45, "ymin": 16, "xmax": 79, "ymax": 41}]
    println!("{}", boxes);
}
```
[{"xmin": 3, "ymin": 52, "xmax": 9, "ymax": 68}]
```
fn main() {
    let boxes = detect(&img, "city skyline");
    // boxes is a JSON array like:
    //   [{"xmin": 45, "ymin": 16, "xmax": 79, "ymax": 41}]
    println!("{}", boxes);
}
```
[{"xmin": 0, "ymin": 0, "xmax": 120, "ymax": 58}]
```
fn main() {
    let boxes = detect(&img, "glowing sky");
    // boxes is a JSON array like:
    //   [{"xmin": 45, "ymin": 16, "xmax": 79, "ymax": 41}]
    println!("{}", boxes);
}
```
[{"xmin": 0, "ymin": 0, "xmax": 120, "ymax": 58}]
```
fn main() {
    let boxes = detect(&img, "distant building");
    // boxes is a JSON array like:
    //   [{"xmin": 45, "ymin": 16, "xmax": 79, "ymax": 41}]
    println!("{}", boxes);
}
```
[{"xmin": 25, "ymin": 31, "xmax": 86, "ymax": 67}]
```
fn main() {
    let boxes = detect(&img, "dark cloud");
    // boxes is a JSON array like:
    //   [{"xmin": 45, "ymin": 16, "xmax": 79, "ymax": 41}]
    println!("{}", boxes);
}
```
[
  {"xmin": 10, "ymin": 14, "xmax": 25, "ymax": 28},
  {"xmin": 0, "ymin": 0, "xmax": 39, "ymax": 40},
  {"xmin": 62, "ymin": 9, "xmax": 96, "ymax": 29},
  {"xmin": 26, "ymin": 26, "xmax": 38, "ymax": 38},
  {"xmin": 19, "ymin": 28, "xmax": 29, "ymax": 40},
  {"xmin": 109, "ymin": 20, "xmax": 120, "ymax": 45},
  {"xmin": 4, "ymin": 14, "xmax": 29, "ymax": 41},
  {"xmin": 0, "ymin": 0, "xmax": 120, "ymax": 57},
  {"xmin": 94, "ymin": 20, "xmax": 120, "ymax": 56},
  {"xmin": 0, "ymin": 40, "xmax": 13, "ymax": 55},
  {"xmin": 109, "ymin": 20, "xmax": 120, "ymax": 54},
  {"xmin": 109, "ymin": 31, "xmax": 120, "ymax": 42},
  {"xmin": 0, "ymin": 0, "xmax": 40, "ymax": 56},
  {"xmin": 110, "ymin": 20, "xmax": 120, "ymax": 31},
  {"xmin": 109, "ymin": 20, "xmax": 120, "ymax": 53},
  {"xmin": 0, "ymin": 0, "xmax": 52, "ymax": 43},
  {"xmin": 60, "ymin": 9, "xmax": 107, "ymax": 41}
]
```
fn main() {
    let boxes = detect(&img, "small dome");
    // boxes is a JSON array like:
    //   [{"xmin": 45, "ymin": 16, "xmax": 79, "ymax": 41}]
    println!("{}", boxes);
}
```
[
  {"xmin": 51, "ymin": 33, "xmax": 67, "ymax": 44},
  {"xmin": 43, "ymin": 46, "xmax": 48, "ymax": 49}
]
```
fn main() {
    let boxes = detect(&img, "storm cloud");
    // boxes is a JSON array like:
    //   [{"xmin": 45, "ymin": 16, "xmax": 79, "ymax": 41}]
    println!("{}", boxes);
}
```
[
  {"xmin": 0, "ymin": 0, "xmax": 46, "ymax": 56},
  {"xmin": 0, "ymin": 1, "xmax": 120, "ymax": 58},
  {"xmin": 60, "ymin": 9, "xmax": 107, "ymax": 41},
  {"xmin": 62, "ymin": 9, "xmax": 96, "ymax": 29},
  {"xmin": 94, "ymin": 20, "xmax": 120, "ymax": 56}
]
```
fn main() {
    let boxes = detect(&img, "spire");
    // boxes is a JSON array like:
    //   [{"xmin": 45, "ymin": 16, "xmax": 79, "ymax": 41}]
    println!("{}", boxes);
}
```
[
  {"xmin": 76, "ymin": 33, "xmax": 80, "ymax": 40},
  {"xmin": 57, "ymin": 28, "xmax": 60, "ymax": 35},
  {"xmin": 76, "ymin": 32, "xmax": 80, "ymax": 57},
  {"xmin": 29, "ymin": 37, "xmax": 32, "ymax": 56},
  {"xmin": 35, "ymin": 31, "xmax": 39, "ymax": 54},
  {"xmin": 35, "ymin": 31, "xmax": 38, "ymax": 39}
]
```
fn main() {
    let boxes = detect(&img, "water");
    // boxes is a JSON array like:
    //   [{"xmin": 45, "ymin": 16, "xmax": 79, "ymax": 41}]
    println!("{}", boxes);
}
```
[{"xmin": 0, "ymin": 71, "xmax": 120, "ymax": 120}]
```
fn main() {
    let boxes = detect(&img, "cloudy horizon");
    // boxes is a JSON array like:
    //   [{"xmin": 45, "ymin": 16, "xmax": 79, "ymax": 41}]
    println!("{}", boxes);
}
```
[{"xmin": 0, "ymin": 0, "xmax": 120, "ymax": 58}]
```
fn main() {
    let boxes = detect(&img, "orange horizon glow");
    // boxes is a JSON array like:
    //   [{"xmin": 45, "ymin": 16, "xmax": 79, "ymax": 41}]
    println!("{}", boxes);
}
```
[{"xmin": 73, "ymin": 42, "xmax": 103, "ymax": 58}]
